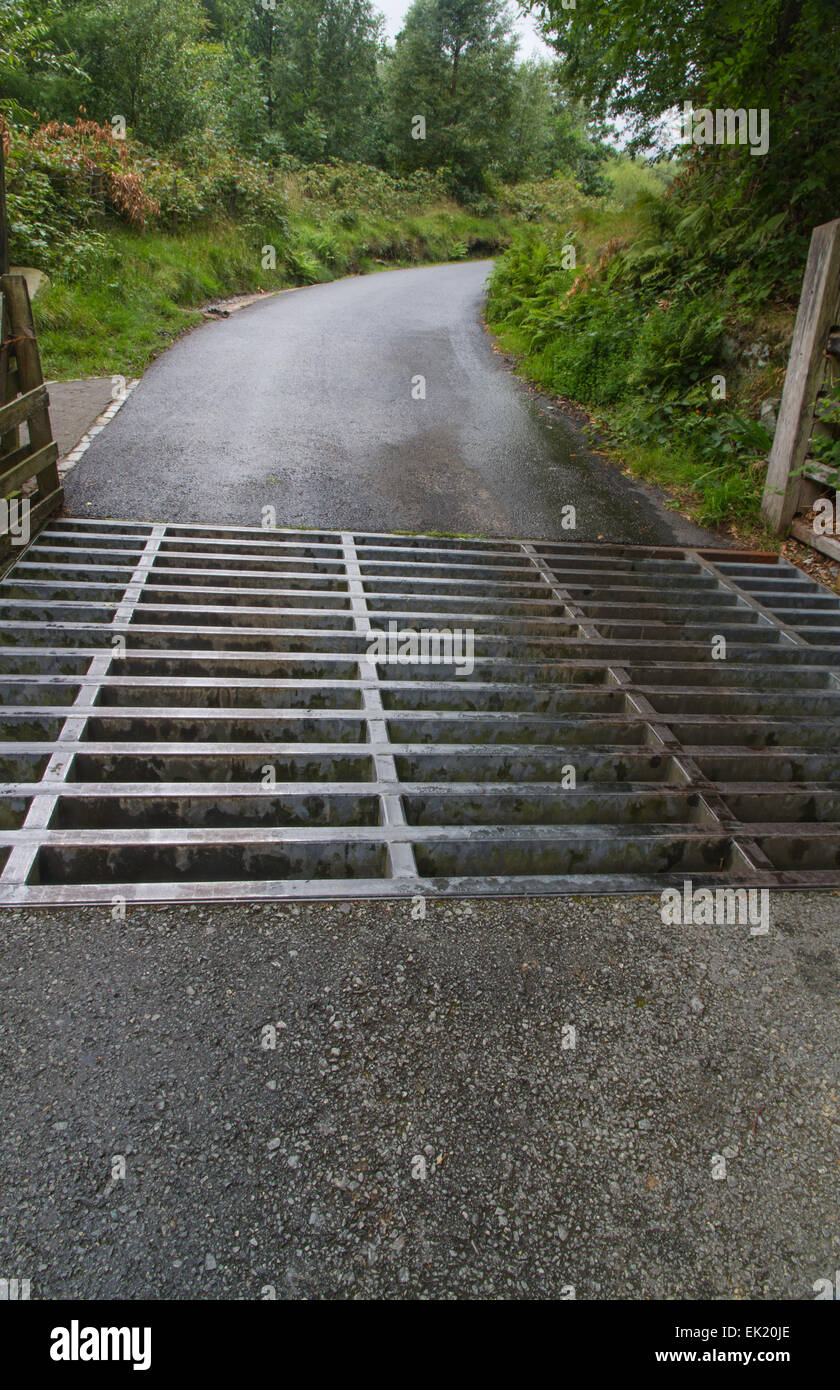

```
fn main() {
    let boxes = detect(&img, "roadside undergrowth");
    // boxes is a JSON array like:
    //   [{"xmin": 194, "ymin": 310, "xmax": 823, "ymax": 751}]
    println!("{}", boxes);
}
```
[
  {"xmin": 485, "ymin": 159, "xmax": 802, "ymax": 540},
  {"xmin": 6, "ymin": 121, "xmax": 515, "ymax": 377}
]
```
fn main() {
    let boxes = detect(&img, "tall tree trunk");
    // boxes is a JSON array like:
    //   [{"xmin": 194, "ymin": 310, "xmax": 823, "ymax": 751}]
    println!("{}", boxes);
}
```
[
  {"xmin": 450, "ymin": 42, "xmax": 460, "ymax": 97},
  {"xmin": 0, "ymin": 132, "xmax": 8, "ymax": 277},
  {"xmin": 266, "ymin": 15, "xmax": 274, "ymax": 125}
]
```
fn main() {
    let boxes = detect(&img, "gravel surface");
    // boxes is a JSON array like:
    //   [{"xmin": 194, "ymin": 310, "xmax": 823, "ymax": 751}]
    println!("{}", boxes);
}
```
[{"xmin": 1, "ymin": 892, "xmax": 837, "ymax": 1300}]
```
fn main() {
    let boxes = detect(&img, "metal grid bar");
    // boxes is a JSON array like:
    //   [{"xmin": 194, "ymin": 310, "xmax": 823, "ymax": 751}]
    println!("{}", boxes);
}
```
[
  {"xmin": 0, "ymin": 517, "xmax": 839, "ymax": 904},
  {"xmin": 0, "ymin": 523, "xmax": 165, "ymax": 886},
  {"xmin": 341, "ymin": 530, "xmax": 416, "ymax": 879},
  {"xmin": 523, "ymin": 541, "xmax": 773, "ymax": 878}
]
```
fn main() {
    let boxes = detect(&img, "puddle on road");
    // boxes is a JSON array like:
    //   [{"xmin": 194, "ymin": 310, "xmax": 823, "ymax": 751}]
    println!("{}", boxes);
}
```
[{"xmin": 486, "ymin": 395, "xmax": 720, "ymax": 548}]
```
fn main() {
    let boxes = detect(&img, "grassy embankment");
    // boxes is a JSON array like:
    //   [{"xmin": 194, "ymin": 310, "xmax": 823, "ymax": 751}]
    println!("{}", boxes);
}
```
[
  {"xmin": 485, "ymin": 159, "xmax": 801, "ymax": 541},
  {"xmin": 36, "ymin": 209, "xmax": 511, "ymax": 379},
  {"xmin": 7, "ymin": 123, "xmax": 520, "ymax": 378}
]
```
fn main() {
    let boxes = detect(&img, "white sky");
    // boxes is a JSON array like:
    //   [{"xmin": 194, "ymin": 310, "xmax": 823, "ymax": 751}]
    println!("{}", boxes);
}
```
[{"xmin": 375, "ymin": 0, "xmax": 552, "ymax": 60}]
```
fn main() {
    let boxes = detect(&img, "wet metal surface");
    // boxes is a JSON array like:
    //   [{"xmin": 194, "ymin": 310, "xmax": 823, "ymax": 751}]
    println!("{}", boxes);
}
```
[
  {"xmin": 1, "ymin": 518, "xmax": 839, "ymax": 903},
  {"xmin": 63, "ymin": 262, "xmax": 720, "ymax": 546}
]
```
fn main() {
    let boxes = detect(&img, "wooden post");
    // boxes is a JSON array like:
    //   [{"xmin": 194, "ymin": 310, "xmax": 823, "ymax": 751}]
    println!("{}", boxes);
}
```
[
  {"xmin": 0, "ymin": 288, "xmax": 18, "ymax": 460},
  {"xmin": 761, "ymin": 218, "xmax": 840, "ymax": 534},
  {"xmin": 0, "ymin": 274, "xmax": 62, "ymax": 563},
  {"xmin": 0, "ymin": 274, "xmax": 60, "ymax": 504}
]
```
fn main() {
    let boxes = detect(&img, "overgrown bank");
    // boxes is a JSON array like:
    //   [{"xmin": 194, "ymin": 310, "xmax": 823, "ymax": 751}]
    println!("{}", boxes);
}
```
[
  {"xmin": 485, "ymin": 0, "xmax": 840, "ymax": 543},
  {"xmin": 6, "ymin": 123, "xmax": 825, "ymax": 546},
  {"xmin": 485, "ymin": 158, "xmax": 807, "ymax": 540},
  {"xmin": 7, "ymin": 121, "xmax": 521, "ymax": 378}
]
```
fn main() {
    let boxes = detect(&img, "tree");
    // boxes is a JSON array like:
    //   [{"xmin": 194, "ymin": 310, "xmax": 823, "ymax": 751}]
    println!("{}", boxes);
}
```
[
  {"xmin": 498, "ymin": 57, "xmax": 610, "ymax": 189},
  {"xmin": 242, "ymin": 0, "xmax": 385, "ymax": 163},
  {"xmin": 26, "ymin": 0, "xmax": 214, "ymax": 146},
  {"xmin": 0, "ymin": 0, "xmax": 79, "ymax": 125},
  {"xmin": 524, "ymin": 0, "xmax": 840, "ymax": 227},
  {"xmin": 385, "ymin": 0, "xmax": 518, "ymax": 196},
  {"xmin": 498, "ymin": 58, "xmax": 554, "ymax": 182}
]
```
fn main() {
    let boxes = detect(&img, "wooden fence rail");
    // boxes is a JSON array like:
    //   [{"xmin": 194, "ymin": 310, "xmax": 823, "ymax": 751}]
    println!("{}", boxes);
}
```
[{"xmin": 0, "ymin": 273, "xmax": 63, "ymax": 564}]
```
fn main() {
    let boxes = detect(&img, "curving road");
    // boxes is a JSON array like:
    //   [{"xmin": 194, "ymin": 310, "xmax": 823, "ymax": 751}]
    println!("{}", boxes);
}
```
[{"xmin": 65, "ymin": 260, "xmax": 719, "ymax": 543}]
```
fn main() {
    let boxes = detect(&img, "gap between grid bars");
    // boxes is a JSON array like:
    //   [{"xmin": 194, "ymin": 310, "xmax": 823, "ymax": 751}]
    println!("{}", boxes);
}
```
[
  {"xmin": 519, "ymin": 541, "xmax": 772, "ymax": 877},
  {"xmin": 0, "ymin": 524, "xmax": 165, "ymax": 886}
]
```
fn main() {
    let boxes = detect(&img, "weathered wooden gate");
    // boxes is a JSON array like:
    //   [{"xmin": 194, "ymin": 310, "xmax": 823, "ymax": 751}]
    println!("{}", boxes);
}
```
[
  {"xmin": 0, "ymin": 273, "xmax": 63, "ymax": 566},
  {"xmin": 761, "ymin": 218, "xmax": 840, "ymax": 552}
]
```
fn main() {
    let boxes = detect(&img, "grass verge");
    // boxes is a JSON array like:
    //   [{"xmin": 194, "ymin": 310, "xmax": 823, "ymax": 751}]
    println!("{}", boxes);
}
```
[{"xmin": 37, "ymin": 206, "xmax": 512, "ymax": 379}]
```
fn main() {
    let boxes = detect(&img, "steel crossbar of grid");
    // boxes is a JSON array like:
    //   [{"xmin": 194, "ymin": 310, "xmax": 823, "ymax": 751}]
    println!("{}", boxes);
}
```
[{"xmin": 0, "ymin": 517, "xmax": 839, "ymax": 904}]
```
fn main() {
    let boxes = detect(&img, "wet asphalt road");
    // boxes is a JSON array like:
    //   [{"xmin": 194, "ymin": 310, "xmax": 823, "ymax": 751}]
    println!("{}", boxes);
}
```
[{"xmin": 64, "ymin": 261, "xmax": 719, "ymax": 545}]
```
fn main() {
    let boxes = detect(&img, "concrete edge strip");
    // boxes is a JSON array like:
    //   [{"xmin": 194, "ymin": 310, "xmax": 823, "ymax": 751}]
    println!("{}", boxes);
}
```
[{"xmin": 55, "ymin": 379, "xmax": 141, "ymax": 481}]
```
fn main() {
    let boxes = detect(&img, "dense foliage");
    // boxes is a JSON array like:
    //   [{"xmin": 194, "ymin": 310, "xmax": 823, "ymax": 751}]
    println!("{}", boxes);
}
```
[
  {"xmin": 481, "ymin": 0, "xmax": 840, "ymax": 531},
  {"xmin": 486, "ymin": 192, "xmax": 784, "ymax": 529},
  {"xmin": 1, "ymin": 0, "xmax": 607, "ymax": 194},
  {"xmin": 529, "ymin": 0, "xmax": 840, "ymax": 232}
]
